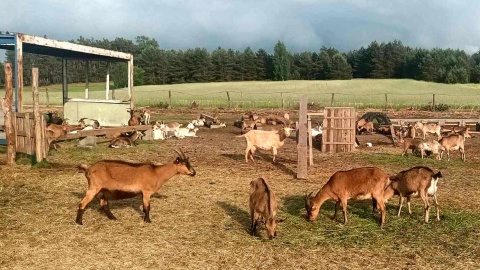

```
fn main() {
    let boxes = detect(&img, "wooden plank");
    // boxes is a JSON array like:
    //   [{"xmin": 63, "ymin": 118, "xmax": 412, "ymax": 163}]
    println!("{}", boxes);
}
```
[
  {"xmin": 2, "ymin": 63, "xmax": 16, "ymax": 164},
  {"xmin": 297, "ymin": 95, "xmax": 308, "ymax": 179},
  {"xmin": 306, "ymin": 112, "xmax": 324, "ymax": 116},
  {"xmin": 61, "ymin": 125, "xmax": 152, "ymax": 140},
  {"xmin": 24, "ymin": 112, "xmax": 32, "ymax": 155},
  {"xmin": 32, "ymin": 68, "xmax": 44, "ymax": 162},
  {"xmin": 20, "ymin": 34, "xmax": 132, "ymax": 60}
]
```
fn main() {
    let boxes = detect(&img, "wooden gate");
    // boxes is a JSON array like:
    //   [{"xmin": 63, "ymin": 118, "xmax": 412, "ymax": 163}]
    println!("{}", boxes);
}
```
[
  {"xmin": 14, "ymin": 112, "xmax": 48, "ymax": 156},
  {"xmin": 322, "ymin": 107, "xmax": 356, "ymax": 153}
]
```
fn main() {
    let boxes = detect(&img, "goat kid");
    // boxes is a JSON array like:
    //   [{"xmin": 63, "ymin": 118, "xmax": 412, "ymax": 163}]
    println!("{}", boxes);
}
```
[
  {"xmin": 249, "ymin": 178, "xmax": 282, "ymax": 239},
  {"xmin": 439, "ymin": 129, "xmax": 468, "ymax": 162},
  {"xmin": 305, "ymin": 167, "xmax": 390, "ymax": 226},
  {"xmin": 383, "ymin": 166, "xmax": 443, "ymax": 222},
  {"xmin": 76, "ymin": 149, "xmax": 196, "ymax": 225},
  {"xmin": 175, "ymin": 123, "xmax": 198, "ymax": 138}
]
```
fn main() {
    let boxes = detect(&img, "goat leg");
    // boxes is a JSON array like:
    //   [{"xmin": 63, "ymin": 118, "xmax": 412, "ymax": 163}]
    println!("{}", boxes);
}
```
[{"xmin": 100, "ymin": 199, "xmax": 117, "ymax": 220}]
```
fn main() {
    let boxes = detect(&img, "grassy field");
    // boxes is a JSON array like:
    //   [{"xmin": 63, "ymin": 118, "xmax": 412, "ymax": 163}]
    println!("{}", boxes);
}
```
[
  {"xmin": 1, "ymin": 110, "xmax": 480, "ymax": 269},
  {"xmin": 2, "ymin": 79, "xmax": 480, "ymax": 109}
]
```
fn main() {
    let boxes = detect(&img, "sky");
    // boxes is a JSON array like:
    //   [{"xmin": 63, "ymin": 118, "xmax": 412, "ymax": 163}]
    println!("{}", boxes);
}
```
[{"xmin": 1, "ymin": 0, "xmax": 480, "ymax": 60}]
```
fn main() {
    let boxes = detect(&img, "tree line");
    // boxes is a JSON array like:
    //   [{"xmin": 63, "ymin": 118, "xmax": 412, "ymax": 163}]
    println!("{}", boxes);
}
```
[{"xmin": 3, "ymin": 36, "xmax": 480, "ymax": 87}]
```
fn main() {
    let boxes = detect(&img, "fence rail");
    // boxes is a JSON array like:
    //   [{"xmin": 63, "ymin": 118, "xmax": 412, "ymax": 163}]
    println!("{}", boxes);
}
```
[{"xmin": 3, "ymin": 87, "xmax": 480, "ymax": 110}]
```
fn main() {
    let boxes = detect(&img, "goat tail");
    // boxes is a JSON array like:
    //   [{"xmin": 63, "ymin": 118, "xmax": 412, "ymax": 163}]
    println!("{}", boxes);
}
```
[{"xmin": 78, "ymin": 164, "xmax": 89, "ymax": 172}]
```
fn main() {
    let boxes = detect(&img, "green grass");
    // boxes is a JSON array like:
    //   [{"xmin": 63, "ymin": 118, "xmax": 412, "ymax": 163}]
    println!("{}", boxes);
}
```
[{"xmin": 1, "ymin": 79, "xmax": 480, "ymax": 109}]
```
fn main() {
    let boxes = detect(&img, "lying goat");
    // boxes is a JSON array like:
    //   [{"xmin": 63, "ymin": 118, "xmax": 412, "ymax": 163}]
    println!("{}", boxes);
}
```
[
  {"xmin": 109, "ymin": 130, "xmax": 144, "ymax": 148},
  {"xmin": 175, "ymin": 123, "xmax": 198, "ymax": 138},
  {"xmin": 305, "ymin": 167, "xmax": 390, "ymax": 226},
  {"xmin": 241, "ymin": 119, "xmax": 258, "ymax": 134},
  {"xmin": 383, "ymin": 166, "xmax": 443, "ymax": 222},
  {"xmin": 414, "ymin": 121, "xmax": 441, "ymax": 140},
  {"xmin": 79, "ymin": 118, "xmax": 100, "ymax": 129},
  {"xmin": 153, "ymin": 124, "xmax": 167, "ymax": 140},
  {"xmin": 46, "ymin": 123, "xmax": 69, "ymax": 150},
  {"xmin": 76, "ymin": 149, "xmax": 196, "ymax": 225},
  {"xmin": 237, "ymin": 127, "xmax": 291, "ymax": 163},
  {"xmin": 249, "ymin": 178, "xmax": 281, "ymax": 239}
]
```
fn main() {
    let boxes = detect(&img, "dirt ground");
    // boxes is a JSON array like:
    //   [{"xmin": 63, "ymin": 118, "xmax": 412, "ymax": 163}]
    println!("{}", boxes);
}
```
[{"xmin": 1, "ymin": 108, "xmax": 480, "ymax": 269}]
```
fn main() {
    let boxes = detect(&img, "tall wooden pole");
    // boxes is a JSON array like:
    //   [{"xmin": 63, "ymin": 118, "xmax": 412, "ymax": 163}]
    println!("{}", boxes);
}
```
[
  {"xmin": 32, "ymin": 68, "xmax": 43, "ymax": 163},
  {"xmin": 297, "ymin": 95, "xmax": 308, "ymax": 179},
  {"xmin": 62, "ymin": 58, "xmax": 68, "ymax": 104},
  {"xmin": 85, "ymin": 61, "xmax": 89, "ymax": 99},
  {"xmin": 106, "ymin": 62, "xmax": 110, "ymax": 100},
  {"xmin": 2, "ymin": 64, "xmax": 16, "ymax": 165},
  {"xmin": 15, "ymin": 34, "xmax": 24, "ymax": 112},
  {"xmin": 129, "ymin": 57, "xmax": 134, "ymax": 109}
]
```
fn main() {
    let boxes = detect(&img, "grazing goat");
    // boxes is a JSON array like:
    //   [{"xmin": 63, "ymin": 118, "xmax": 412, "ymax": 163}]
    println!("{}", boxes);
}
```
[
  {"xmin": 109, "ymin": 130, "xmax": 144, "ymax": 148},
  {"xmin": 76, "ymin": 149, "xmax": 196, "ymax": 225},
  {"xmin": 237, "ymin": 127, "xmax": 292, "ymax": 163},
  {"xmin": 414, "ymin": 121, "xmax": 441, "ymax": 140},
  {"xmin": 417, "ymin": 140, "xmax": 443, "ymax": 160},
  {"xmin": 249, "ymin": 178, "xmax": 279, "ymax": 239},
  {"xmin": 439, "ymin": 129, "xmax": 468, "ymax": 161},
  {"xmin": 305, "ymin": 167, "xmax": 390, "ymax": 226},
  {"xmin": 383, "ymin": 166, "xmax": 443, "ymax": 222}
]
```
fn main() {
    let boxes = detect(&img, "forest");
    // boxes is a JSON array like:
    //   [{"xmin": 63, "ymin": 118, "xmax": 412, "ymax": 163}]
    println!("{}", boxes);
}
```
[{"xmin": 2, "ymin": 36, "xmax": 480, "ymax": 88}]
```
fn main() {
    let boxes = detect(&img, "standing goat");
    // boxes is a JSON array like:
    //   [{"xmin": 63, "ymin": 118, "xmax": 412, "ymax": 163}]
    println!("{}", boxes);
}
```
[
  {"xmin": 249, "ymin": 178, "xmax": 280, "ymax": 239},
  {"xmin": 383, "ymin": 166, "xmax": 443, "ymax": 222},
  {"xmin": 305, "ymin": 167, "xmax": 390, "ymax": 226},
  {"xmin": 237, "ymin": 127, "xmax": 292, "ymax": 163},
  {"xmin": 75, "ymin": 149, "xmax": 196, "ymax": 225},
  {"xmin": 414, "ymin": 121, "xmax": 441, "ymax": 140},
  {"xmin": 439, "ymin": 128, "xmax": 468, "ymax": 161}
]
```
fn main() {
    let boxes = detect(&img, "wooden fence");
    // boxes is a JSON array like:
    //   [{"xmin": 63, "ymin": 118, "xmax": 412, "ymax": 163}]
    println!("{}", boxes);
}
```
[
  {"xmin": 14, "ymin": 112, "xmax": 48, "ymax": 156},
  {"xmin": 322, "ymin": 107, "xmax": 356, "ymax": 153}
]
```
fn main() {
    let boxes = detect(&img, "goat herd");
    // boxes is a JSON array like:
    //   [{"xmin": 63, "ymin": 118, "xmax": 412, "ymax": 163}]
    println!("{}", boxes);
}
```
[{"xmin": 69, "ymin": 110, "xmax": 466, "ymax": 241}]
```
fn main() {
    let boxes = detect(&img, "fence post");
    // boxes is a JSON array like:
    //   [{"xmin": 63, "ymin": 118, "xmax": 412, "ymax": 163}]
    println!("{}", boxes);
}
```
[
  {"xmin": 226, "ymin": 91, "xmax": 231, "ymax": 108},
  {"xmin": 46, "ymin": 88, "xmax": 50, "ymax": 107},
  {"xmin": 2, "ymin": 63, "xmax": 16, "ymax": 165},
  {"xmin": 168, "ymin": 91, "xmax": 172, "ymax": 108},
  {"xmin": 32, "ymin": 68, "xmax": 44, "ymax": 163},
  {"xmin": 281, "ymin": 92, "xmax": 285, "ymax": 109},
  {"xmin": 330, "ymin": 93, "xmax": 335, "ymax": 106},
  {"xmin": 297, "ymin": 95, "xmax": 308, "ymax": 179},
  {"xmin": 432, "ymin": 94, "xmax": 436, "ymax": 111},
  {"xmin": 384, "ymin": 93, "xmax": 388, "ymax": 111}
]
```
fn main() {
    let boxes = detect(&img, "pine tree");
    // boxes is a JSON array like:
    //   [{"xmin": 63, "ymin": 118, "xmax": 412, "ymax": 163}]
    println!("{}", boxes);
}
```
[{"xmin": 273, "ymin": 41, "xmax": 290, "ymax": 81}]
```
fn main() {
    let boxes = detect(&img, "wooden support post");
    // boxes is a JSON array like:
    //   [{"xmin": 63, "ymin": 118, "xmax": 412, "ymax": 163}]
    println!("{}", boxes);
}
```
[
  {"xmin": 297, "ymin": 95, "xmax": 308, "ymax": 179},
  {"xmin": 168, "ymin": 91, "xmax": 172, "ymax": 108},
  {"xmin": 330, "ymin": 93, "xmax": 335, "ymax": 106},
  {"xmin": 307, "ymin": 115, "xmax": 313, "ymax": 166},
  {"xmin": 2, "ymin": 64, "xmax": 16, "ymax": 165},
  {"xmin": 227, "ymin": 91, "xmax": 231, "ymax": 108},
  {"xmin": 281, "ymin": 92, "xmax": 285, "ymax": 109},
  {"xmin": 129, "ymin": 57, "xmax": 134, "ymax": 109},
  {"xmin": 390, "ymin": 125, "xmax": 397, "ymax": 146},
  {"xmin": 106, "ymin": 62, "xmax": 110, "ymax": 100},
  {"xmin": 15, "ymin": 34, "xmax": 24, "ymax": 112},
  {"xmin": 32, "ymin": 68, "xmax": 43, "ymax": 163},
  {"xmin": 62, "ymin": 58, "xmax": 68, "ymax": 104},
  {"xmin": 85, "ymin": 61, "xmax": 89, "ymax": 99},
  {"xmin": 432, "ymin": 94, "xmax": 436, "ymax": 111}
]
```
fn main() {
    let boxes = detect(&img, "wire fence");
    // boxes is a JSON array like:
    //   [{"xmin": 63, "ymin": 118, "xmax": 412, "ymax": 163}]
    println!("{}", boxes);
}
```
[{"xmin": 5, "ymin": 87, "xmax": 480, "ymax": 111}]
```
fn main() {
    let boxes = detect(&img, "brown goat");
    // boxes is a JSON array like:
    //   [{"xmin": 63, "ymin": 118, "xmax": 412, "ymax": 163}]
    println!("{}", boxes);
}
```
[
  {"xmin": 241, "ymin": 119, "xmax": 257, "ymax": 134},
  {"xmin": 127, "ymin": 109, "xmax": 142, "ymax": 126},
  {"xmin": 305, "ymin": 167, "xmax": 390, "ymax": 226},
  {"xmin": 75, "ymin": 149, "xmax": 196, "ymax": 225},
  {"xmin": 414, "ymin": 121, "xmax": 441, "ymax": 140},
  {"xmin": 439, "ymin": 129, "xmax": 468, "ymax": 161},
  {"xmin": 46, "ymin": 123, "xmax": 69, "ymax": 150},
  {"xmin": 109, "ymin": 130, "xmax": 144, "ymax": 148},
  {"xmin": 383, "ymin": 166, "xmax": 443, "ymax": 223},
  {"xmin": 237, "ymin": 127, "xmax": 291, "ymax": 163},
  {"xmin": 249, "ymin": 178, "xmax": 279, "ymax": 239}
]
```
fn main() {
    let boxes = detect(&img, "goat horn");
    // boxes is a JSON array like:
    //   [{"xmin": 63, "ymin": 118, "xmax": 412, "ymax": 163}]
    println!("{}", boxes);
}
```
[
  {"xmin": 174, "ymin": 149, "xmax": 185, "ymax": 159},
  {"xmin": 179, "ymin": 148, "xmax": 187, "ymax": 159}
]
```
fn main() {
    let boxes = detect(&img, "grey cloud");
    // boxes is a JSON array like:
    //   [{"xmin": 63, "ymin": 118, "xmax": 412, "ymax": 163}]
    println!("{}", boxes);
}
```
[{"xmin": 1, "ymin": 0, "xmax": 480, "ymax": 56}]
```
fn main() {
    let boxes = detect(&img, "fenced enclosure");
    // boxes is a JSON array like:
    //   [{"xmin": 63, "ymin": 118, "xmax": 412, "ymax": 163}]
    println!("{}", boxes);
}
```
[
  {"xmin": 2, "ymin": 80, "xmax": 480, "ymax": 110},
  {"xmin": 321, "ymin": 107, "xmax": 356, "ymax": 153}
]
